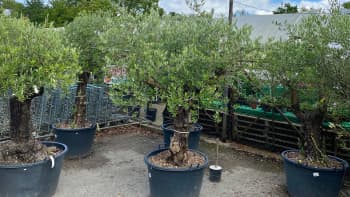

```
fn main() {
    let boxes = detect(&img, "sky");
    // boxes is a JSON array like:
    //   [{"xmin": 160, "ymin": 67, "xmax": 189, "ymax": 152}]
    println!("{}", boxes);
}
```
[
  {"xmin": 159, "ymin": 0, "xmax": 348, "ymax": 15},
  {"xmin": 16, "ymin": 0, "xmax": 348, "ymax": 15}
]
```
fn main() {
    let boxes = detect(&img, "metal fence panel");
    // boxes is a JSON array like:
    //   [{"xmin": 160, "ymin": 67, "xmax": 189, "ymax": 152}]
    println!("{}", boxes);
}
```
[{"xmin": 0, "ymin": 84, "xmax": 135, "ymax": 141}]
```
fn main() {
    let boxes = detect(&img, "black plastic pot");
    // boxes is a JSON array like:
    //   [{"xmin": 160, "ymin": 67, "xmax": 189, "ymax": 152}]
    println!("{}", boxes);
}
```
[
  {"xmin": 53, "ymin": 124, "xmax": 96, "ymax": 158},
  {"xmin": 209, "ymin": 165, "xmax": 222, "ymax": 182},
  {"xmin": 162, "ymin": 123, "xmax": 202, "ymax": 150},
  {"xmin": 144, "ymin": 148, "xmax": 208, "ymax": 197},
  {"xmin": 0, "ymin": 141, "xmax": 67, "ymax": 197},
  {"xmin": 261, "ymin": 104, "xmax": 272, "ymax": 112},
  {"xmin": 282, "ymin": 150, "xmax": 348, "ymax": 197}
]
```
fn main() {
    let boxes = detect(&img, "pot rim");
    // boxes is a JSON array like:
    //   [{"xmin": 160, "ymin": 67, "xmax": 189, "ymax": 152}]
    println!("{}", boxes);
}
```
[
  {"xmin": 209, "ymin": 165, "xmax": 222, "ymax": 170},
  {"xmin": 0, "ymin": 141, "xmax": 68, "ymax": 169},
  {"xmin": 144, "ymin": 148, "xmax": 208, "ymax": 172},
  {"xmin": 162, "ymin": 123, "xmax": 203, "ymax": 132},
  {"xmin": 281, "ymin": 150, "xmax": 349, "ymax": 172},
  {"xmin": 52, "ymin": 123, "xmax": 96, "ymax": 131}
]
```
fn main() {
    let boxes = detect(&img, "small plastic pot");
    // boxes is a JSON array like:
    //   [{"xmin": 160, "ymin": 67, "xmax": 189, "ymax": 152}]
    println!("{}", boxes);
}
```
[{"xmin": 209, "ymin": 165, "xmax": 222, "ymax": 182}]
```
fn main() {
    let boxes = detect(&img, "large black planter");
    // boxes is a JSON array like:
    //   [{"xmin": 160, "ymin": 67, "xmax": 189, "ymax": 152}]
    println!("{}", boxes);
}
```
[
  {"xmin": 282, "ymin": 150, "xmax": 348, "ymax": 197},
  {"xmin": 144, "ymin": 148, "xmax": 208, "ymax": 197},
  {"xmin": 162, "ymin": 123, "xmax": 202, "ymax": 150},
  {"xmin": 53, "ymin": 124, "xmax": 96, "ymax": 158},
  {"xmin": 0, "ymin": 141, "xmax": 67, "ymax": 197}
]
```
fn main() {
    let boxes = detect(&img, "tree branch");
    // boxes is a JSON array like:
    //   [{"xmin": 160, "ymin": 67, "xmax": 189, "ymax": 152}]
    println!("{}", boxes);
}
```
[{"xmin": 144, "ymin": 77, "xmax": 162, "ymax": 89}]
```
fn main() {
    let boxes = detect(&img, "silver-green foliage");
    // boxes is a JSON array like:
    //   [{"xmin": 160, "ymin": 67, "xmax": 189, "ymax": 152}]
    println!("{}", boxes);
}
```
[
  {"xmin": 102, "ymin": 12, "xmax": 256, "ymax": 122},
  {"xmin": 0, "ymin": 16, "xmax": 80, "ymax": 100},
  {"xmin": 260, "ymin": 12, "xmax": 350, "ymax": 120},
  {"xmin": 64, "ymin": 12, "xmax": 115, "ymax": 74}
]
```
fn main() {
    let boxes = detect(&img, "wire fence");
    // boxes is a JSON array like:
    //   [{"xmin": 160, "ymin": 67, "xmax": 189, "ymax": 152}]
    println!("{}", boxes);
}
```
[{"xmin": 0, "ymin": 84, "xmax": 136, "ymax": 141}]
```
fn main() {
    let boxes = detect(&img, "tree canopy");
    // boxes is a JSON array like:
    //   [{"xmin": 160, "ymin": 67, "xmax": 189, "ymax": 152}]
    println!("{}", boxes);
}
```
[
  {"xmin": 254, "ymin": 10, "xmax": 350, "ymax": 164},
  {"xmin": 101, "ymin": 11, "xmax": 258, "ymax": 165},
  {"xmin": 22, "ymin": 0, "xmax": 48, "ymax": 24},
  {"xmin": 0, "ymin": 16, "xmax": 80, "ymax": 100},
  {"xmin": 102, "ymin": 11, "xmax": 257, "ymax": 124},
  {"xmin": 64, "ymin": 12, "xmax": 115, "ymax": 75},
  {"xmin": 11, "ymin": 0, "xmax": 162, "ymax": 26},
  {"xmin": 343, "ymin": 1, "xmax": 350, "ymax": 9},
  {"xmin": 260, "ymin": 13, "xmax": 350, "ymax": 120},
  {"xmin": 113, "ymin": 0, "xmax": 161, "ymax": 15},
  {"xmin": 0, "ymin": 0, "xmax": 24, "ymax": 17},
  {"xmin": 273, "ymin": 3, "xmax": 298, "ymax": 14}
]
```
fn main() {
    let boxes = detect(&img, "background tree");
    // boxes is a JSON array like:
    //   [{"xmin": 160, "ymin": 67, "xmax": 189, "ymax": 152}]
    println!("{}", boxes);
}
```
[
  {"xmin": 299, "ymin": 6, "xmax": 322, "ymax": 13},
  {"xmin": 0, "ymin": 16, "xmax": 80, "ymax": 163},
  {"xmin": 23, "ymin": 0, "xmax": 48, "ymax": 24},
  {"xmin": 0, "ymin": 0, "xmax": 24, "ymax": 17},
  {"xmin": 102, "ymin": 12, "xmax": 256, "ymax": 165},
  {"xmin": 47, "ymin": 0, "xmax": 115, "ymax": 27},
  {"xmin": 64, "ymin": 12, "xmax": 114, "ymax": 127},
  {"xmin": 273, "ymin": 3, "xmax": 298, "ymax": 14},
  {"xmin": 46, "ymin": 0, "xmax": 161, "ymax": 27},
  {"xmin": 48, "ymin": 0, "xmax": 79, "ymax": 27},
  {"xmin": 256, "ymin": 11, "xmax": 350, "ymax": 166},
  {"xmin": 342, "ymin": 1, "xmax": 350, "ymax": 9},
  {"xmin": 78, "ymin": 0, "xmax": 115, "ymax": 13},
  {"xmin": 113, "ymin": 0, "xmax": 161, "ymax": 15}
]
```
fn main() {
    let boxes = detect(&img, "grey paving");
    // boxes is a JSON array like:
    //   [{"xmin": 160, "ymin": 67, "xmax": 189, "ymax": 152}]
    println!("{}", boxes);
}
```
[{"xmin": 54, "ymin": 133, "xmax": 288, "ymax": 197}]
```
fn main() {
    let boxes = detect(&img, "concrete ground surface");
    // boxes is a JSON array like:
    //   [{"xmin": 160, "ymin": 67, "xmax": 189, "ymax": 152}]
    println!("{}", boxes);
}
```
[{"xmin": 54, "ymin": 130, "xmax": 289, "ymax": 197}]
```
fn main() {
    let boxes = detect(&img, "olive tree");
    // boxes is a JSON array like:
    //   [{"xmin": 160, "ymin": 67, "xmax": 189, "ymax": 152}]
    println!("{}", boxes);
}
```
[
  {"xmin": 258, "ymin": 10, "xmax": 350, "ymax": 166},
  {"xmin": 102, "ymin": 12, "xmax": 255, "ymax": 165},
  {"xmin": 0, "ymin": 16, "xmax": 80, "ymax": 162},
  {"xmin": 64, "ymin": 12, "xmax": 114, "ymax": 127}
]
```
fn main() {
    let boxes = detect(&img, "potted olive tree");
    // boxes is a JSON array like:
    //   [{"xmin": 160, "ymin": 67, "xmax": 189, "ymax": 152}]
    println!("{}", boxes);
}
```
[
  {"xmin": 258, "ymin": 6, "xmax": 350, "ymax": 197},
  {"xmin": 52, "ymin": 12, "xmax": 114, "ymax": 158},
  {"xmin": 102, "ymin": 11, "xmax": 255, "ymax": 197},
  {"xmin": 0, "ymin": 16, "xmax": 80, "ymax": 196}
]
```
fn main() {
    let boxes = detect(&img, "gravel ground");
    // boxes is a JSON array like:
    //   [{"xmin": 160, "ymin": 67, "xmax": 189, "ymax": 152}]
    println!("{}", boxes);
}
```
[{"xmin": 54, "ymin": 126, "xmax": 288, "ymax": 197}]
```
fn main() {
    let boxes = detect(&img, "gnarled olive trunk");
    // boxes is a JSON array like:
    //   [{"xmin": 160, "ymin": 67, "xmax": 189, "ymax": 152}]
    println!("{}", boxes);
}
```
[
  {"xmin": 295, "ymin": 109, "xmax": 327, "ymax": 163},
  {"xmin": 73, "ymin": 72, "xmax": 90, "ymax": 127},
  {"xmin": 1, "ymin": 89, "xmax": 48, "ymax": 164},
  {"xmin": 291, "ymin": 88, "xmax": 327, "ymax": 164},
  {"xmin": 9, "ymin": 96, "xmax": 34, "ymax": 143},
  {"xmin": 169, "ymin": 106, "xmax": 190, "ymax": 166}
]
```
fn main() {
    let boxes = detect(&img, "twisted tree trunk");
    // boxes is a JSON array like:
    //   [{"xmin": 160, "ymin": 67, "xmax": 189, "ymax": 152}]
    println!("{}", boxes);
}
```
[
  {"xmin": 290, "ymin": 87, "xmax": 328, "ymax": 164},
  {"xmin": 0, "ymin": 89, "xmax": 48, "ymax": 164},
  {"xmin": 169, "ymin": 106, "xmax": 190, "ymax": 166},
  {"xmin": 296, "ymin": 109, "xmax": 327, "ymax": 164},
  {"xmin": 73, "ymin": 72, "xmax": 90, "ymax": 127},
  {"xmin": 9, "ymin": 87, "xmax": 44, "ymax": 142},
  {"xmin": 9, "ymin": 97, "xmax": 33, "ymax": 143}
]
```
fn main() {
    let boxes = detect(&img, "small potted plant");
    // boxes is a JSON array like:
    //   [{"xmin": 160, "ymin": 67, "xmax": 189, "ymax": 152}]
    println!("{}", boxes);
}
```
[
  {"xmin": 259, "ymin": 6, "xmax": 349, "ymax": 197},
  {"xmin": 209, "ymin": 138, "xmax": 223, "ymax": 182},
  {"xmin": 0, "ymin": 16, "xmax": 80, "ymax": 196}
]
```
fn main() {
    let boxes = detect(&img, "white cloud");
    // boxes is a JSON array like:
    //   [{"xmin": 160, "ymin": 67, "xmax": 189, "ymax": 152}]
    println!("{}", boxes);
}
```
[
  {"xmin": 255, "ymin": 10, "xmax": 273, "ymax": 15},
  {"xmin": 299, "ymin": 0, "xmax": 330, "ymax": 10},
  {"xmin": 159, "ymin": 0, "xmax": 193, "ymax": 14}
]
